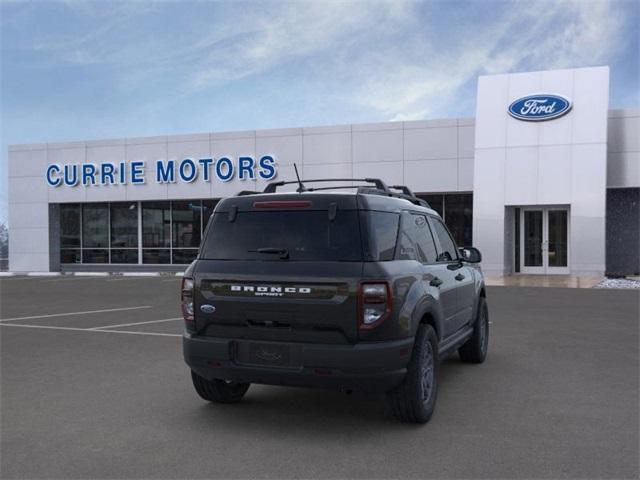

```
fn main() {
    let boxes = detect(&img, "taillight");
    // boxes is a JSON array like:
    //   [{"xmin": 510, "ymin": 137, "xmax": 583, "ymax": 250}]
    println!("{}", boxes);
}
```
[
  {"xmin": 358, "ymin": 282, "xmax": 392, "ymax": 330},
  {"xmin": 181, "ymin": 277, "xmax": 194, "ymax": 328}
]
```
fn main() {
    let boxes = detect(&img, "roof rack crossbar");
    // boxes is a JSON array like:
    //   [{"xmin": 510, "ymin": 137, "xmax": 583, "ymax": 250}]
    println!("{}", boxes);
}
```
[
  {"xmin": 390, "ymin": 185, "xmax": 416, "ymax": 197},
  {"xmin": 263, "ymin": 178, "xmax": 389, "ymax": 194}
]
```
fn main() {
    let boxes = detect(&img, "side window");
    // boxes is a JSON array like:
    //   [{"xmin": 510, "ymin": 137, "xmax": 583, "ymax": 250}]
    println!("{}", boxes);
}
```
[
  {"xmin": 397, "ymin": 213, "xmax": 438, "ymax": 263},
  {"xmin": 397, "ymin": 230, "xmax": 417, "ymax": 261},
  {"xmin": 431, "ymin": 218, "xmax": 459, "ymax": 262},
  {"xmin": 366, "ymin": 211, "xmax": 400, "ymax": 261}
]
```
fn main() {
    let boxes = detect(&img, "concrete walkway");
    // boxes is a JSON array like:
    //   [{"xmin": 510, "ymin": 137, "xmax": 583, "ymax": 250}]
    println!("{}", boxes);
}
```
[{"xmin": 485, "ymin": 274, "xmax": 602, "ymax": 288}]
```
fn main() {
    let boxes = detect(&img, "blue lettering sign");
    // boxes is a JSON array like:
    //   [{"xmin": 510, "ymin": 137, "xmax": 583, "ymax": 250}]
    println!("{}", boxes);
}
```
[
  {"xmin": 130, "ymin": 161, "xmax": 145, "ymax": 184},
  {"xmin": 238, "ymin": 157, "xmax": 255, "ymax": 180},
  {"xmin": 258, "ymin": 156, "xmax": 276, "ymax": 180},
  {"xmin": 64, "ymin": 164, "xmax": 78, "ymax": 186},
  {"xmin": 198, "ymin": 158, "xmax": 213, "ymax": 182},
  {"xmin": 45, "ymin": 155, "xmax": 277, "ymax": 187},
  {"xmin": 46, "ymin": 164, "xmax": 61, "ymax": 187},
  {"xmin": 215, "ymin": 157, "xmax": 234, "ymax": 182},
  {"xmin": 156, "ymin": 160, "xmax": 175, "ymax": 183},
  {"xmin": 179, "ymin": 159, "xmax": 197, "ymax": 183},
  {"xmin": 101, "ymin": 162, "xmax": 116, "ymax": 185}
]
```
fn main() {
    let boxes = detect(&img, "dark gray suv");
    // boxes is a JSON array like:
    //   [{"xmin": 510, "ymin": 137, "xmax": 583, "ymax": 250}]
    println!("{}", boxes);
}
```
[{"xmin": 182, "ymin": 178, "xmax": 488, "ymax": 423}]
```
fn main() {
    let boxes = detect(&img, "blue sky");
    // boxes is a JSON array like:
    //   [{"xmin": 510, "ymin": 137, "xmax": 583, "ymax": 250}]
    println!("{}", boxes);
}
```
[{"xmin": 1, "ymin": 0, "xmax": 638, "ymax": 225}]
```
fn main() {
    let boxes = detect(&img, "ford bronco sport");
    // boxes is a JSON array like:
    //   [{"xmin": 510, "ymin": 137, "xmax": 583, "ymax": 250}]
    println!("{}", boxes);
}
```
[{"xmin": 182, "ymin": 178, "xmax": 488, "ymax": 423}]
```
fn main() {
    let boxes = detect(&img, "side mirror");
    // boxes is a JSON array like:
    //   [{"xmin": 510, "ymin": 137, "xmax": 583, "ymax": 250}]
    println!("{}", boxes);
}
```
[{"xmin": 459, "ymin": 247, "xmax": 482, "ymax": 263}]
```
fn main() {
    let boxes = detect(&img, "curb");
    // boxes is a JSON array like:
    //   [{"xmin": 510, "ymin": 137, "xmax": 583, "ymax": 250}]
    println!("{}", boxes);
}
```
[{"xmin": 0, "ymin": 271, "xmax": 184, "ymax": 277}]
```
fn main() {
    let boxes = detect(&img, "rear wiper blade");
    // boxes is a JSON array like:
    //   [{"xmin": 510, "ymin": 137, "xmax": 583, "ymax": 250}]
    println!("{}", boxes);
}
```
[{"xmin": 249, "ymin": 247, "xmax": 290, "ymax": 259}]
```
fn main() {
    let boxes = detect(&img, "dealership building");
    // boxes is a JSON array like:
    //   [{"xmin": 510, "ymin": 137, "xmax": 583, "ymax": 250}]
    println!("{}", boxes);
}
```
[{"xmin": 7, "ymin": 66, "xmax": 640, "ymax": 276}]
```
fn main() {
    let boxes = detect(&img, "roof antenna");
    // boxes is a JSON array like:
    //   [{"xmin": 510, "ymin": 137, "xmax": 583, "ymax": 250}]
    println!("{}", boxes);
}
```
[{"xmin": 293, "ymin": 163, "xmax": 306, "ymax": 192}]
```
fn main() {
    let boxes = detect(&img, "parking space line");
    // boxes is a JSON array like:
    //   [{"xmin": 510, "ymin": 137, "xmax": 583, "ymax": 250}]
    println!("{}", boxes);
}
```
[
  {"xmin": 0, "ymin": 276, "xmax": 45, "ymax": 282},
  {"xmin": 0, "ymin": 306, "xmax": 152, "ymax": 322},
  {"xmin": 106, "ymin": 277, "xmax": 165, "ymax": 282},
  {"xmin": 0, "ymin": 323, "xmax": 180, "ymax": 337},
  {"xmin": 90, "ymin": 317, "xmax": 182, "ymax": 330},
  {"xmin": 41, "ymin": 276, "xmax": 110, "ymax": 283}
]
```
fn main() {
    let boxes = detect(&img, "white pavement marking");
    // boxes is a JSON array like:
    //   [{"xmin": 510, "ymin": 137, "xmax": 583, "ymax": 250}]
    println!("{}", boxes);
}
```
[
  {"xmin": 122, "ymin": 272, "xmax": 161, "ymax": 277},
  {"xmin": 106, "ymin": 276, "xmax": 169, "ymax": 282},
  {"xmin": 0, "ymin": 306, "xmax": 152, "ymax": 322},
  {"xmin": 0, "ymin": 323, "xmax": 180, "ymax": 337},
  {"xmin": 0, "ymin": 276, "xmax": 45, "ymax": 281},
  {"xmin": 90, "ymin": 317, "xmax": 182, "ymax": 330},
  {"xmin": 42, "ymin": 276, "xmax": 110, "ymax": 283}
]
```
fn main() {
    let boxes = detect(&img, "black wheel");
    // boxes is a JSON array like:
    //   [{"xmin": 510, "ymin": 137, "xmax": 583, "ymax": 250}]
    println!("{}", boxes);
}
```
[
  {"xmin": 191, "ymin": 371, "xmax": 250, "ymax": 404},
  {"xmin": 458, "ymin": 296, "xmax": 489, "ymax": 364},
  {"xmin": 386, "ymin": 324, "xmax": 439, "ymax": 424}
]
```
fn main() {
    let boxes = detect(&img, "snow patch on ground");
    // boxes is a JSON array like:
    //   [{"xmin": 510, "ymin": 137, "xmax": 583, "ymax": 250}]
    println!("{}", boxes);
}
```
[{"xmin": 594, "ymin": 278, "xmax": 640, "ymax": 289}]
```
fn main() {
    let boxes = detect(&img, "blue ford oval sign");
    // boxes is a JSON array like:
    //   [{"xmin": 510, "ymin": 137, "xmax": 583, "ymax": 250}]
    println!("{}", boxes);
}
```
[{"xmin": 508, "ymin": 94, "xmax": 572, "ymax": 121}]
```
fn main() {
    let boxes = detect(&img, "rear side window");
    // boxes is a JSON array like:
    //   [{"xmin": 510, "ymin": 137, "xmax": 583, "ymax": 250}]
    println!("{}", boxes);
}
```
[
  {"xmin": 430, "ymin": 218, "xmax": 459, "ymax": 262},
  {"xmin": 201, "ymin": 210, "xmax": 362, "ymax": 261},
  {"xmin": 362, "ymin": 211, "xmax": 400, "ymax": 261},
  {"xmin": 398, "ymin": 213, "xmax": 438, "ymax": 263}
]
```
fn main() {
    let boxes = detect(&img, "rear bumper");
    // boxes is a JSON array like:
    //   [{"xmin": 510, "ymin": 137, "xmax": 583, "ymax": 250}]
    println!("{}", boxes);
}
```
[{"xmin": 183, "ymin": 334, "xmax": 414, "ymax": 393}]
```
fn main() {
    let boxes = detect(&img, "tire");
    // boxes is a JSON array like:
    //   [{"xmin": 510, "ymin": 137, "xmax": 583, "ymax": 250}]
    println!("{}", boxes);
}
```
[
  {"xmin": 458, "ymin": 296, "xmax": 489, "ymax": 364},
  {"xmin": 386, "ymin": 324, "xmax": 439, "ymax": 424},
  {"xmin": 191, "ymin": 371, "xmax": 250, "ymax": 404}
]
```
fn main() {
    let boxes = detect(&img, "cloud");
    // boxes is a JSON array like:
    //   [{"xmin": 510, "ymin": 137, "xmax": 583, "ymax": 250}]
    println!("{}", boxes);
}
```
[
  {"xmin": 188, "ymin": 1, "xmax": 414, "ymax": 90},
  {"xmin": 350, "ymin": 0, "xmax": 627, "ymax": 121},
  {"xmin": 3, "ymin": 0, "xmax": 632, "ymax": 122}
]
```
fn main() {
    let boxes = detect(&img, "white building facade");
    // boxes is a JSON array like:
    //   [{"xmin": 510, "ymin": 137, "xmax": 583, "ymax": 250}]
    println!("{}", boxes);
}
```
[{"xmin": 7, "ymin": 66, "xmax": 640, "ymax": 276}]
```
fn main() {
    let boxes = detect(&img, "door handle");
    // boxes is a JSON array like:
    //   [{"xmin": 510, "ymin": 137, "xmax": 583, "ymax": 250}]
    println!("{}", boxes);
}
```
[
  {"xmin": 455, "ymin": 273, "xmax": 465, "ymax": 281},
  {"xmin": 429, "ymin": 277, "xmax": 443, "ymax": 287}
]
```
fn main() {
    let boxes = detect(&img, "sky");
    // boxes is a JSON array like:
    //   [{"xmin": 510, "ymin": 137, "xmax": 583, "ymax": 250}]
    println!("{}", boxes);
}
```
[{"xmin": 1, "ymin": 0, "xmax": 639, "ymax": 226}]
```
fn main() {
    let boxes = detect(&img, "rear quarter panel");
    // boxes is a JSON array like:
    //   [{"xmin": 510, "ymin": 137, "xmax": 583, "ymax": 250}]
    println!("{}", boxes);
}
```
[{"xmin": 360, "ymin": 261, "xmax": 443, "ymax": 341}]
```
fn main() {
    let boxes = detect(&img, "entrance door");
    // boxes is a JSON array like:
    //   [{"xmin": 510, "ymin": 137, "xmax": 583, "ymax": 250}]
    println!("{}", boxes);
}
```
[{"xmin": 520, "ymin": 207, "xmax": 569, "ymax": 274}]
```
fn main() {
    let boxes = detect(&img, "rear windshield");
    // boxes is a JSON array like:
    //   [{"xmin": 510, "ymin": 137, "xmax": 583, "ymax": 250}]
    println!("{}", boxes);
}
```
[
  {"xmin": 201, "ymin": 211, "xmax": 363, "ymax": 261},
  {"xmin": 201, "ymin": 210, "xmax": 401, "ymax": 262}
]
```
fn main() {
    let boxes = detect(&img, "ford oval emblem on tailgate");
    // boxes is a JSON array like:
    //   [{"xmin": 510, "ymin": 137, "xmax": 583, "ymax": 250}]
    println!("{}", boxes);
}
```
[{"xmin": 200, "ymin": 304, "xmax": 216, "ymax": 314}]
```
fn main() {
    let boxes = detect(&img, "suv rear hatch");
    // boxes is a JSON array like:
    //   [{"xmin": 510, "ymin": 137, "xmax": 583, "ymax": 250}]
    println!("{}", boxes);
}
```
[{"xmin": 193, "ymin": 194, "xmax": 364, "ymax": 344}]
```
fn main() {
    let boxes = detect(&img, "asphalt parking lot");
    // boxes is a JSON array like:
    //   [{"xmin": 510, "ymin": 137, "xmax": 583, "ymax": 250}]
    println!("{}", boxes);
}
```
[{"xmin": 0, "ymin": 276, "xmax": 638, "ymax": 479}]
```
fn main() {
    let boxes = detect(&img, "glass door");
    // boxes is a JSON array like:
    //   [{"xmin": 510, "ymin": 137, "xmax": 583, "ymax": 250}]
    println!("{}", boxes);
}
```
[
  {"xmin": 546, "ymin": 209, "xmax": 569, "ymax": 274},
  {"xmin": 521, "ymin": 209, "xmax": 545, "ymax": 274},
  {"xmin": 519, "ymin": 207, "xmax": 570, "ymax": 274}
]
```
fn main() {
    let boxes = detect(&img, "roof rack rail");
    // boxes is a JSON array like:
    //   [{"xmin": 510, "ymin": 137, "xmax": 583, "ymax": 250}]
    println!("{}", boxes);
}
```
[
  {"xmin": 388, "ymin": 185, "xmax": 431, "ymax": 208},
  {"xmin": 236, "ymin": 190, "xmax": 258, "ymax": 196},
  {"xmin": 261, "ymin": 177, "xmax": 431, "ymax": 209}
]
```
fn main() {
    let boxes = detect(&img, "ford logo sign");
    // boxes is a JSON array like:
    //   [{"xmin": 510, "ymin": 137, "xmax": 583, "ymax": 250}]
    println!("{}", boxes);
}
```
[
  {"xmin": 508, "ymin": 94, "xmax": 572, "ymax": 121},
  {"xmin": 200, "ymin": 304, "xmax": 216, "ymax": 314}
]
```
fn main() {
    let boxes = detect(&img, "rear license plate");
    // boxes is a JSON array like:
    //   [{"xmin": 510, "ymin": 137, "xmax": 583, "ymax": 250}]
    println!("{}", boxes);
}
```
[{"xmin": 247, "ymin": 343, "xmax": 291, "ymax": 367}]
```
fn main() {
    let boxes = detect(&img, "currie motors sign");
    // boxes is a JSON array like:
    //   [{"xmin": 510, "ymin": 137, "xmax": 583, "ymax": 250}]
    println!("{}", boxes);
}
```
[
  {"xmin": 508, "ymin": 94, "xmax": 572, "ymax": 121},
  {"xmin": 45, "ymin": 155, "xmax": 277, "ymax": 187}
]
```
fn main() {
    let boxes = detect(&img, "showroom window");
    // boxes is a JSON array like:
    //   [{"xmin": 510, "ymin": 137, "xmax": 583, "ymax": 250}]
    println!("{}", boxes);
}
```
[
  {"xmin": 171, "ymin": 201, "xmax": 202, "ymax": 264},
  {"xmin": 60, "ymin": 199, "xmax": 219, "ymax": 265},
  {"xmin": 60, "ymin": 204, "xmax": 81, "ymax": 263},
  {"xmin": 111, "ymin": 203, "xmax": 138, "ymax": 264},
  {"xmin": 416, "ymin": 193, "xmax": 473, "ymax": 247},
  {"xmin": 142, "ymin": 201, "xmax": 171, "ymax": 264},
  {"xmin": 82, "ymin": 203, "xmax": 109, "ymax": 263}
]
